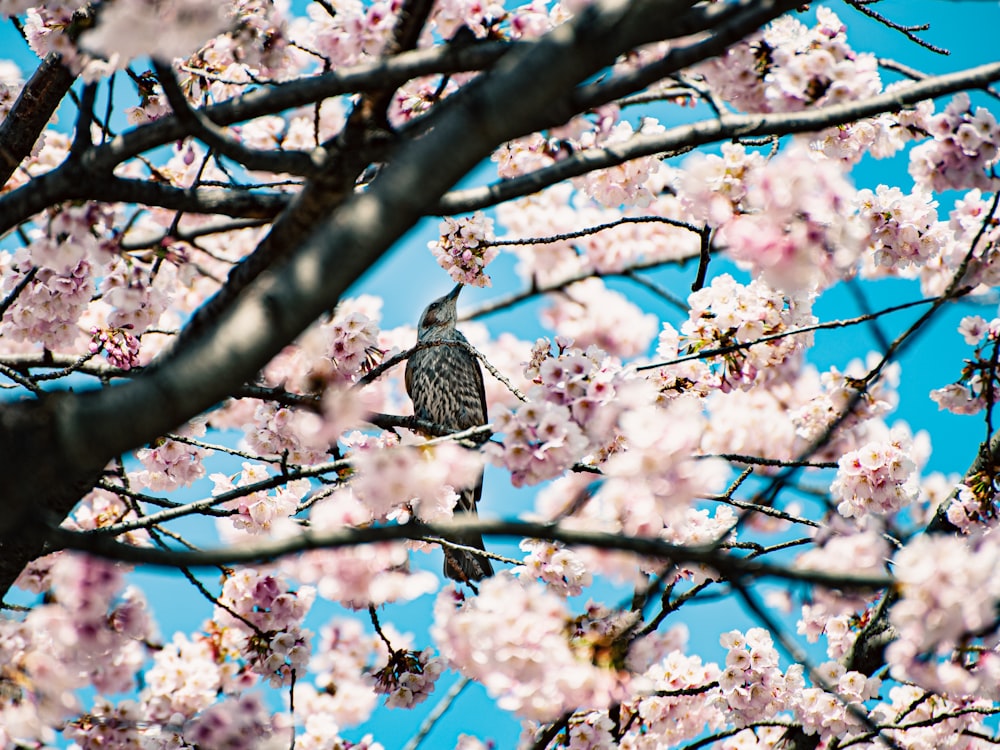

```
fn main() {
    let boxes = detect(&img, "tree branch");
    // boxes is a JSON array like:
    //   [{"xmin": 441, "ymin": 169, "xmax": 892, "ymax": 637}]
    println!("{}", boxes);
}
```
[
  {"xmin": 438, "ymin": 60, "xmax": 1000, "ymax": 214},
  {"xmin": 0, "ymin": 53, "xmax": 76, "ymax": 188},
  {"xmin": 47, "ymin": 518, "xmax": 894, "ymax": 590},
  {"xmin": 152, "ymin": 59, "xmax": 317, "ymax": 177}
]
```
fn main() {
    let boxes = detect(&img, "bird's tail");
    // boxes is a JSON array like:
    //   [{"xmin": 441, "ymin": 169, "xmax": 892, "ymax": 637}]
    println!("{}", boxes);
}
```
[
  {"xmin": 443, "ymin": 525, "xmax": 494, "ymax": 582},
  {"xmin": 443, "ymin": 484, "xmax": 494, "ymax": 583}
]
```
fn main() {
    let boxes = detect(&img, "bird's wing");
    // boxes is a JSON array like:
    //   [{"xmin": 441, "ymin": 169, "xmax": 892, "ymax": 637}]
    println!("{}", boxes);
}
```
[
  {"xmin": 455, "ymin": 330, "xmax": 489, "ymax": 439},
  {"xmin": 404, "ymin": 349, "xmax": 415, "ymax": 400}
]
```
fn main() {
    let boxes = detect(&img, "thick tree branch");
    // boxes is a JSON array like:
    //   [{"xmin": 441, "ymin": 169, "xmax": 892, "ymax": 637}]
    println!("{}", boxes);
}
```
[
  {"xmin": 0, "ymin": 164, "xmax": 293, "ymax": 235},
  {"xmin": 47, "ymin": 518, "xmax": 893, "ymax": 591},
  {"xmin": 0, "ymin": 53, "xmax": 76, "ymax": 188},
  {"xmin": 83, "ymin": 40, "xmax": 521, "ymax": 172},
  {"xmin": 94, "ymin": 176, "xmax": 291, "ymax": 218},
  {"xmin": 0, "ymin": 41, "xmax": 516, "ymax": 231},
  {"xmin": 152, "ymin": 59, "xmax": 317, "ymax": 177}
]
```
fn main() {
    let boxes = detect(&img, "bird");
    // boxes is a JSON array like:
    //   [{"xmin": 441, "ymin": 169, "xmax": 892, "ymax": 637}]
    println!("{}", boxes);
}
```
[{"xmin": 405, "ymin": 283, "xmax": 494, "ymax": 582}]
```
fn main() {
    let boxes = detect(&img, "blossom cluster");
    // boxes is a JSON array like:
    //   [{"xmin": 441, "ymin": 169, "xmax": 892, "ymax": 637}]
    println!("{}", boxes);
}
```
[
  {"xmin": 88, "ymin": 324, "xmax": 141, "ymax": 370},
  {"xmin": 716, "ymin": 628, "xmax": 802, "ymax": 725},
  {"xmin": 182, "ymin": 693, "xmax": 276, "ymax": 750},
  {"xmin": 576, "ymin": 119, "xmax": 666, "ymax": 209},
  {"xmin": 241, "ymin": 401, "xmax": 332, "ymax": 466},
  {"xmin": 63, "ymin": 488, "xmax": 151, "ymax": 547},
  {"xmin": 270, "ymin": 304, "xmax": 384, "ymax": 392},
  {"xmin": 139, "ymin": 631, "xmax": 249, "ymax": 730},
  {"xmin": 649, "ymin": 323, "xmax": 715, "ymax": 401},
  {"xmin": 920, "ymin": 189, "xmax": 1000, "ymax": 298},
  {"xmin": 681, "ymin": 143, "xmax": 765, "ymax": 228},
  {"xmin": 595, "ymin": 397, "xmax": 729, "ymax": 536},
  {"xmin": 488, "ymin": 396, "xmax": 589, "ymax": 487},
  {"xmin": 429, "ymin": 212, "xmax": 500, "ymax": 288},
  {"xmin": 215, "ymin": 569, "xmax": 315, "ymax": 687},
  {"xmin": 325, "ymin": 311, "xmax": 383, "ymax": 383},
  {"xmin": 488, "ymin": 338, "xmax": 639, "ymax": 486},
  {"xmin": 910, "ymin": 93, "xmax": 1000, "ymax": 194},
  {"xmin": 672, "ymin": 273, "xmax": 816, "ymax": 391},
  {"xmin": 867, "ymin": 685, "xmax": 994, "ymax": 750},
  {"xmin": 0, "ymin": 253, "xmax": 94, "ymax": 350},
  {"xmin": 540, "ymin": 278, "xmax": 658, "ymax": 359},
  {"xmin": 85, "ymin": 0, "xmax": 231, "ymax": 70},
  {"xmin": 1, "ymin": 554, "xmax": 155, "ymax": 747},
  {"xmin": 696, "ymin": 8, "xmax": 881, "ymax": 114},
  {"xmin": 373, "ymin": 647, "xmax": 443, "ymax": 709},
  {"xmin": 100, "ymin": 258, "xmax": 171, "ymax": 334},
  {"xmin": 297, "ymin": 617, "xmax": 383, "ymax": 726},
  {"xmin": 516, "ymin": 539, "xmax": 593, "ymax": 597},
  {"xmin": 814, "ymin": 107, "xmax": 926, "ymax": 166},
  {"xmin": 794, "ymin": 662, "xmax": 880, "ymax": 739},
  {"xmin": 830, "ymin": 436, "xmax": 919, "ymax": 521},
  {"xmin": 351, "ymin": 440, "xmax": 484, "ymax": 522},
  {"xmin": 856, "ymin": 185, "xmax": 946, "ymax": 274},
  {"xmin": 931, "ymin": 314, "xmax": 1000, "ymax": 416},
  {"xmin": 942, "ymin": 482, "xmax": 999, "ymax": 532},
  {"xmin": 133, "ymin": 419, "xmax": 213, "ymax": 492},
  {"xmin": 86, "ymin": 255, "xmax": 170, "ymax": 368},
  {"xmin": 494, "ymin": 132, "xmax": 559, "ymax": 180},
  {"xmin": 290, "ymin": 0, "xmax": 394, "ymax": 70},
  {"xmin": 432, "ymin": 577, "xmax": 628, "ymax": 721},
  {"xmin": 713, "ymin": 145, "xmax": 864, "ymax": 293},
  {"xmin": 285, "ymin": 488, "xmax": 438, "ymax": 608},
  {"xmin": 619, "ymin": 649, "xmax": 723, "ymax": 748},
  {"xmin": 211, "ymin": 461, "xmax": 310, "ymax": 537},
  {"xmin": 888, "ymin": 533, "xmax": 1000, "ymax": 698},
  {"xmin": 0, "ymin": 199, "xmax": 177, "ymax": 357}
]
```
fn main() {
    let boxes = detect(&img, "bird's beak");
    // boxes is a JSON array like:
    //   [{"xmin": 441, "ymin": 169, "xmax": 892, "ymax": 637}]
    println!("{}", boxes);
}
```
[{"xmin": 447, "ymin": 283, "xmax": 463, "ymax": 302}]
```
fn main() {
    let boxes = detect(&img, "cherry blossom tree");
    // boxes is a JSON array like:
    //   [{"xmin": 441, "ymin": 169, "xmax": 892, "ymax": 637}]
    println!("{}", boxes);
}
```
[{"xmin": 3, "ymin": 0, "xmax": 1000, "ymax": 747}]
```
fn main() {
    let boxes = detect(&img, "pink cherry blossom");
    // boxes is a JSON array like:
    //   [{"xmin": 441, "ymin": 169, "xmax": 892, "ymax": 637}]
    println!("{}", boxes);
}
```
[
  {"xmin": 697, "ymin": 8, "xmax": 880, "ymax": 115},
  {"xmin": 715, "ymin": 145, "xmax": 864, "ymax": 293},
  {"xmin": 429, "ymin": 212, "xmax": 499, "ymax": 287},
  {"xmin": 540, "ymin": 278, "xmax": 658, "ymax": 358},
  {"xmin": 677, "ymin": 274, "xmax": 816, "ymax": 391},
  {"xmin": 909, "ymin": 94, "xmax": 1000, "ymax": 193},
  {"xmin": 888, "ymin": 532, "xmax": 1000, "ymax": 699},
  {"xmin": 515, "ymin": 539, "xmax": 593, "ymax": 597},
  {"xmin": 681, "ymin": 143, "xmax": 765, "ymax": 227},
  {"xmin": 133, "ymin": 419, "xmax": 213, "ymax": 491},
  {"xmin": 432, "ymin": 577, "xmax": 630, "ymax": 722},
  {"xmin": 831, "ymin": 436, "xmax": 919, "ymax": 521},
  {"xmin": 856, "ymin": 185, "xmax": 947, "ymax": 274},
  {"xmin": 373, "ymin": 647, "xmax": 442, "ymax": 708}
]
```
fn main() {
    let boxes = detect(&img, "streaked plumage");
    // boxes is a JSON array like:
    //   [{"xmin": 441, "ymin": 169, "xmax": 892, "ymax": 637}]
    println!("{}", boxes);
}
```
[{"xmin": 405, "ymin": 283, "xmax": 494, "ymax": 582}]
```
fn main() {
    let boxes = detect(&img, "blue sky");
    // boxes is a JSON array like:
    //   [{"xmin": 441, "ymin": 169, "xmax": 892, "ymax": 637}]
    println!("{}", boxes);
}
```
[{"xmin": 4, "ymin": 1, "xmax": 1000, "ymax": 747}]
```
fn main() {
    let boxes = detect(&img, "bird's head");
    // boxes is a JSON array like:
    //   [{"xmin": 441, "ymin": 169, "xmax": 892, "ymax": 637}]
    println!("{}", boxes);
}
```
[{"xmin": 416, "ymin": 283, "xmax": 463, "ymax": 339}]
